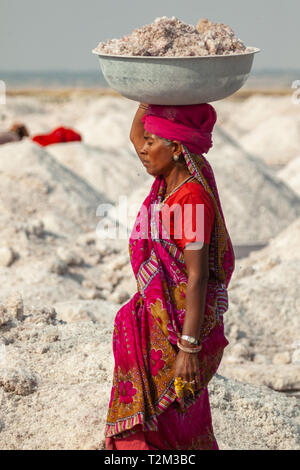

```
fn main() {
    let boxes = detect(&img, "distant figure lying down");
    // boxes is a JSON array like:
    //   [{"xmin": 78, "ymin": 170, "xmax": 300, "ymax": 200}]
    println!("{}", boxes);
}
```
[
  {"xmin": 0, "ymin": 123, "xmax": 30, "ymax": 145},
  {"xmin": 0, "ymin": 124, "xmax": 82, "ymax": 147}
]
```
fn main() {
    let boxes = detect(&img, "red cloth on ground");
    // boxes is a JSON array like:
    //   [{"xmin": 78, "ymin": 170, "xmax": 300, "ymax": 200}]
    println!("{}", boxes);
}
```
[
  {"xmin": 160, "ymin": 181, "xmax": 215, "ymax": 251},
  {"xmin": 32, "ymin": 126, "xmax": 82, "ymax": 147}
]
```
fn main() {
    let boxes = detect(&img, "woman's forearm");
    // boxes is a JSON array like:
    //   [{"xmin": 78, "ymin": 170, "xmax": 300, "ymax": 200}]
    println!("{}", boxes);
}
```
[
  {"xmin": 130, "ymin": 103, "xmax": 148, "ymax": 150},
  {"xmin": 182, "ymin": 277, "xmax": 208, "ymax": 343}
]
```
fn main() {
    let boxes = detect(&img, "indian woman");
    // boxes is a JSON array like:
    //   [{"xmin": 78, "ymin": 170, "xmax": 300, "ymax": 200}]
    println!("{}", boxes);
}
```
[{"xmin": 104, "ymin": 102, "xmax": 235, "ymax": 450}]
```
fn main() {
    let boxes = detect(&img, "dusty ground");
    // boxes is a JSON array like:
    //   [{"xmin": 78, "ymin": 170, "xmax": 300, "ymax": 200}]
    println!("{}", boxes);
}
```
[{"xmin": 0, "ymin": 92, "xmax": 299, "ymax": 449}]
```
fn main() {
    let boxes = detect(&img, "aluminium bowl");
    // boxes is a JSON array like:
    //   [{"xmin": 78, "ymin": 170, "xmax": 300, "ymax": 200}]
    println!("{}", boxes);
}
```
[{"xmin": 92, "ymin": 47, "xmax": 260, "ymax": 105}]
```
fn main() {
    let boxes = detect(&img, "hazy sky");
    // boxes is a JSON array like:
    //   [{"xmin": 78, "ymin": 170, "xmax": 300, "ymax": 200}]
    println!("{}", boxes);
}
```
[{"xmin": 1, "ymin": 0, "xmax": 299, "ymax": 72}]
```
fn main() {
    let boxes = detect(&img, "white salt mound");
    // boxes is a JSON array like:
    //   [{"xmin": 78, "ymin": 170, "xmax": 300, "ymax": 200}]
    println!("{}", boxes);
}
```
[
  {"xmin": 0, "ymin": 140, "xmax": 109, "ymax": 235},
  {"xmin": 95, "ymin": 16, "xmax": 249, "ymax": 57},
  {"xmin": 219, "ymin": 218, "xmax": 300, "ymax": 391},
  {"xmin": 47, "ymin": 142, "xmax": 150, "ymax": 204},
  {"xmin": 240, "ymin": 115, "xmax": 300, "ymax": 166},
  {"xmin": 0, "ymin": 139, "xmax": 133, "ymax": 308},
  {"xmin": 217, "ymin": 95, "xmax": 300, "ymax": 136},
  {"xmin": 209, "ymin": 374, "xmax": 300, "ymax": 450},
  {"xmin": 224, "ymin": 260, "xmax": 300, "ymax": 368},
  {"xmin": 75, "ymin": 96, "xmax": 137, "ymax": 152},
  {"xmin": 215, "ymin": 95, "xmax": 300, "ymax": 167},
  {"xmin": 237, "ymin": 216, "xmax": 300, "ymax": 264},
  {"xmin": 278, "ymin": 155, "xmax": 300, "ymax": 196},
  {"xmin": 0, "ymin": 296, "xmax": 299, "ymax": 450},
  {"xmin": 203, "ymin": 126, "xmax": 300, "ymax": 244}
]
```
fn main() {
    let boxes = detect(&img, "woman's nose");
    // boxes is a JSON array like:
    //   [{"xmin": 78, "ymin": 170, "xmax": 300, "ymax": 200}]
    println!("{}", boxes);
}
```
[{"xmin": 140, "ymin": 143, "xmax": 147, "ymax": 155}]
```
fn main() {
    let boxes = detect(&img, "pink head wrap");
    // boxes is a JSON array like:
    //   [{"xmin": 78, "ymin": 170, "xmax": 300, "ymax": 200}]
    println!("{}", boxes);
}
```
[{"xmin": 141, "ymin": 103, "xmax": 217, "ymax": 154}]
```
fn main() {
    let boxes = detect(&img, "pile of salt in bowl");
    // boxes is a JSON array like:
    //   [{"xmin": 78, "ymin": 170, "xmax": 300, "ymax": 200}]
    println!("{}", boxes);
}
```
[{"xmin": 94, "ymin": 16, "xmax": 251, "ymax": 57}]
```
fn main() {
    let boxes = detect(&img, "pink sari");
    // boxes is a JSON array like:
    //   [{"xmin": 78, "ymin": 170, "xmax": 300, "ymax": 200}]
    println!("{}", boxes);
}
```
[{"xmin": 105, "ymin": 141, "xmax": 235, "ymax": 450}]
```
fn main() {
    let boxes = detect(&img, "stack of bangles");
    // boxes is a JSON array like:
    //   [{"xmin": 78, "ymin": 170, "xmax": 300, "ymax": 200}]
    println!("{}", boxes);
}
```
[
  {"xmin": 138, "ymin": 103, "xmax": 149, "ymax": 111},
  {"xmin": 177, "ymin": 337, "xmax": 202, "ymax": 354}
]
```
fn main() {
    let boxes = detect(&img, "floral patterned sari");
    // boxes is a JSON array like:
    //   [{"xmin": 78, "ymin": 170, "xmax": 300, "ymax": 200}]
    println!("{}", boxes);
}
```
[{"xmin": 105, "ymin": 145, "xmax": 235, "ymax": 450}]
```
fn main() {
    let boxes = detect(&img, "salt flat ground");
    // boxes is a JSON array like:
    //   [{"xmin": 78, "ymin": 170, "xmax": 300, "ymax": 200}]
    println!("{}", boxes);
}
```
[{"xmin": 0, "ymin": 90, "xmax": 299, "ymax": 449}]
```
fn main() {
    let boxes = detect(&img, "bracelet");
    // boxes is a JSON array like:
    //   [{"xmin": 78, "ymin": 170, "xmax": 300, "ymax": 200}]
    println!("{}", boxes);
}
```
[
  {"xmin": 139, "ymin": 104, "xmax": 149, "ymax": 110},
  {"xmin": 177, "ymin": 338, "xmax": 202, "ymax": 354},
  {"xmin": 181, "ymin": 335, "xmax": 199, "ymax": 345}
]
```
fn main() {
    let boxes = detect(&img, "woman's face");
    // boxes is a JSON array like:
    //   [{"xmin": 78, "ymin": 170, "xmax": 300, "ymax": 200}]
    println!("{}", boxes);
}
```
[{"xmin": 139, "ymin": 130, "xmax": 180, "ymax": 176}]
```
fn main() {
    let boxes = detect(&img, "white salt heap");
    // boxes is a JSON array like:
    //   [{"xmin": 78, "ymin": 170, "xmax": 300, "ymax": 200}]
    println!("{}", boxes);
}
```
[
  {"xmin": 0, "ymin": 92, "xmax": 299, "ymax": 449},
  {"xmin": 47, "ymin": 142, "xmax": 150, "ymax": 204},
  {"xmin": 0, "ymin": 140, "xmax": 109, "ymax": 235},
  {"xmin": 214, "ymin": 95, "xmax": 300, "ymax": 166},
  {"xmin": 219, "ymin": 217, "xmax": 300, "ymax": 393},
  {"xmin": 206, "ymin": 126, "xmax": 300, "ymax": 244},
  {"xmin": 278, "ymin": 155, "xmax": 300, "ymax": 196},
  {"xmin": 94, "ymin": 16, "xmax": 248, "ymax": 57},
  {"xmin": 0, "ymin": 296, "xmax": 299, "ymax": 450}
]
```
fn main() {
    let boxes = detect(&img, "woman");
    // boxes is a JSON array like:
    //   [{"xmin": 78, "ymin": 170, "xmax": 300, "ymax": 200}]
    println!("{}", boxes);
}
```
[{"xmin": 105, "ymin": 102, "xmax": 235, "ymax": 450}]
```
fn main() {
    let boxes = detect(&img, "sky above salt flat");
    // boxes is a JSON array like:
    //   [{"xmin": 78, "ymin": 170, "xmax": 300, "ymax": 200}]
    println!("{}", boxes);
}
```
[{"xmin": 0, "ymin": 0, "xmax": 299, "ymax": 72}]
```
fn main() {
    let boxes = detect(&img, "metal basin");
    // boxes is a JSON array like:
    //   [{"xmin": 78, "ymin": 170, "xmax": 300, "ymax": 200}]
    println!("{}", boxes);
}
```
[{"xmin": 92, "ymin": 47, "xmax": 260, "ymax": 104}]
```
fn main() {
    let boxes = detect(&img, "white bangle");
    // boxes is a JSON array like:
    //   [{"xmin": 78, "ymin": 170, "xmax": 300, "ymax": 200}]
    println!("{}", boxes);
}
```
[
  {"xmin": 177, "ymin": 339, "xmax": 202, "ymax": 354},
  {"xmin": 181, "ymin": 335, "xmax": 199, "ymax": 345}
]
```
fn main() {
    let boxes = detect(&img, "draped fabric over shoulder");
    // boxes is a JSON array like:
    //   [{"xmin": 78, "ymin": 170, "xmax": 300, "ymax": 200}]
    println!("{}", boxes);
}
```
[{"xmin": 105, "ymin": 104, "xmax": 235, "ymax": 450}]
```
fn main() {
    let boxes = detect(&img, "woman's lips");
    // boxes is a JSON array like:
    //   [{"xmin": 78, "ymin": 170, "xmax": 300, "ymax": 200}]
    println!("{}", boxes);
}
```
[{"xmin": 143, "ymin": 161, "xmax": 150, "ymax": 166}]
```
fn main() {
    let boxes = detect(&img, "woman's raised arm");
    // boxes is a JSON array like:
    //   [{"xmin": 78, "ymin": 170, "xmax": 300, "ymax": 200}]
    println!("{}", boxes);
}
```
[{"xmin": 130, "ymin": 103, "xmax": 148, "ymax": 154}]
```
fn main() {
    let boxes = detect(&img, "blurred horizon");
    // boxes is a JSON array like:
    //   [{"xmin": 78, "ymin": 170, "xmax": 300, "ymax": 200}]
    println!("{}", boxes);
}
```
[{"xmin": 1, "ymin": 68, "xmax": 300, "ymax": 91}]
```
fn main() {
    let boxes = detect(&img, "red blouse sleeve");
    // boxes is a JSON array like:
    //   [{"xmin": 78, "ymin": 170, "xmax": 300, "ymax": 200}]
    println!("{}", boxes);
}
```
[{"xmin": 161, "ymin": 190, "xmax": 215, "ymax": 251}]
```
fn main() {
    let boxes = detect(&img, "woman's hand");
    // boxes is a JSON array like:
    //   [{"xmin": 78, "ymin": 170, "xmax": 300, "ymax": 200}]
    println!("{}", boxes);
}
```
[{"xmin": 174, "ymin": 349, "xmax": 201, "ymax": 392}]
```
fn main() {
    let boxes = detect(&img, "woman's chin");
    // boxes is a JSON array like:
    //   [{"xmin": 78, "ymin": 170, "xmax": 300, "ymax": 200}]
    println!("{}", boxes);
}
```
[{"xmin": 145, "ymin": 167, "xmax": 159, "ymax": 176}]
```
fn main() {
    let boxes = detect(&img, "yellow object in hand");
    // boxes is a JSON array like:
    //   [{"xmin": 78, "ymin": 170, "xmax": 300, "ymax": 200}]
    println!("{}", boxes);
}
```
[{"xmin": 174, "ymin": 377, "xmax": 194, "ymax": 399}]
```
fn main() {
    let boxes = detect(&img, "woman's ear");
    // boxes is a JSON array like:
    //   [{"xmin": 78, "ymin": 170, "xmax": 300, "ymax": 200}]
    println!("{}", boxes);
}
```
[{"xmin": 171, "ymin": 140, "xmax": 182, "ymax": 156}]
